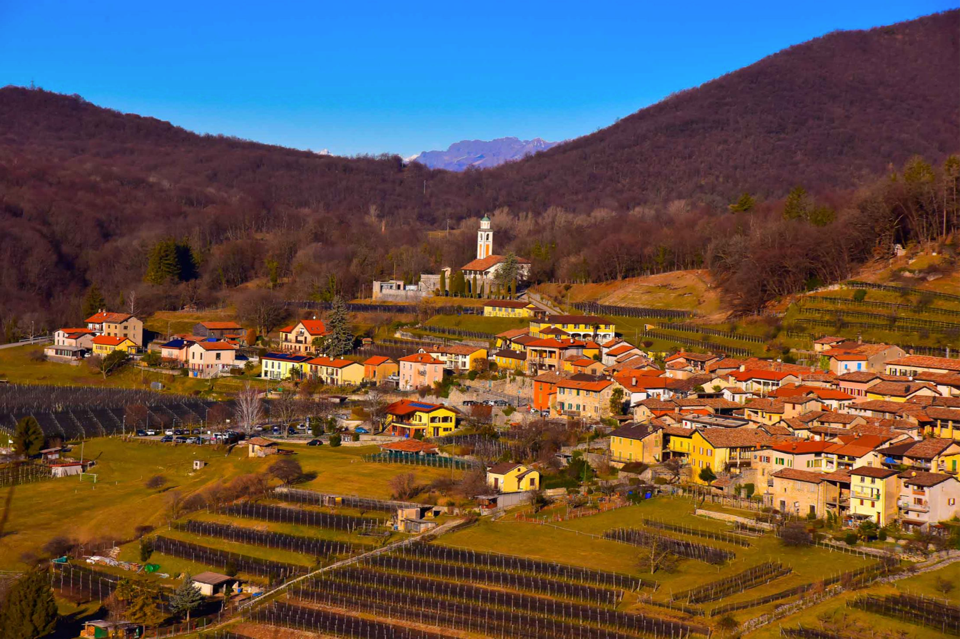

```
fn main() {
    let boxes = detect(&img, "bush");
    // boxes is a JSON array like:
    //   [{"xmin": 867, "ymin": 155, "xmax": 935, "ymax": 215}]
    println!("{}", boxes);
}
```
[
  {"xmin": 145, "ymin": 475, "xmax": 168, "ymax": 490},
  {"xmin": 852, "ymin": 289, "xmax": 867, "ymax": 302},
  {"xmin": 329, "ymin": 433, "xmax": 342, "ymax": 447},
  {"xmin": 845, "ymin": 532, "xmax": 859, "ymax": 546}
]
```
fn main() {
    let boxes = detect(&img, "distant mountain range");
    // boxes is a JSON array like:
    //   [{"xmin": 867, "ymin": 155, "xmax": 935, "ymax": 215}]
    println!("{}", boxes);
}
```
[{"xmin": 413, "ymin": 137, "xmax": 560, "ymax": 171}]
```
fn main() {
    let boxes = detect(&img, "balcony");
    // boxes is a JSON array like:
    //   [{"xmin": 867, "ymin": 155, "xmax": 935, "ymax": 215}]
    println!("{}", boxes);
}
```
[
  {"xmin": 898, "ymin": 500, "xmax": 929, "ymax": 513},
  {"xmin": 851, "ymin": 489, "xmax": 880, "ymax": 500}
]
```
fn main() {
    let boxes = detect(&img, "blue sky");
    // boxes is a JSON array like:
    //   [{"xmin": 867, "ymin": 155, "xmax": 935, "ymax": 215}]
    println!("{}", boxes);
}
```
[{"xmin": 1, "ymin": 1, "xmax": 955, "ymax": 157}]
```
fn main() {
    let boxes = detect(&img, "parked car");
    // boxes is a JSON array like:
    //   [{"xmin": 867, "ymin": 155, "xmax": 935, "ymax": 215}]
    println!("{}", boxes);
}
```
[
  {"xmin": 307, "ymin": 439, "xmax": 323, "ymax": 446},
  {"xmin": 287, "ymin": 426, "xmax": 297, "ymax": 435},
  {"xmin": 164, "ymin": 429, "xmax": 174, "ymax": 436},
  {"xmin": 191, "ymin": 428, "xmax": 202, "ymax": 435},
  {"xmin": 160, "ymin": 435, "xmax": 173, "ymax": 443},
  {"xmin": 135, "ymin": 429, "xmax": 147, "ymax": 437},
  {"xmin": 354, "ymin": 426, "xmax": 369, "ymax": 434},
  {"xmin": 145, "ymin": 429, "xmax": 158, "ymax": 436},
  {"xmin": 174, "ymin": 436, "xmax": 188, "ymax": 444}
]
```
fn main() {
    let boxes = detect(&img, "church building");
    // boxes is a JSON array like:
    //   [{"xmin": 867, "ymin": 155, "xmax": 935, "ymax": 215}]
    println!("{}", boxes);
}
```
[{"xmin": 460, "ymin": 216, "xmax": 531, "ymax": 284}]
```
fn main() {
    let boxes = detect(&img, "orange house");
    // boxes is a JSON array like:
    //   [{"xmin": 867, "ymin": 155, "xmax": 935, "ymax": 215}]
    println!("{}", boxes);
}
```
[
  {"xmin": 363, "ymin": 356, "xmax": 399, "ymax": 383},
  {"xmin": 533, "ymin": 371, "xmax": 565, "ymax": 412}
]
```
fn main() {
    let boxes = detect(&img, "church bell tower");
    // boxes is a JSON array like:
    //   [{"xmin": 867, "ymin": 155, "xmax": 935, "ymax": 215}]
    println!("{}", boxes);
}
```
[{"xmin": 477, "ymin": 215, "xmax": 493, "ymax": 259}]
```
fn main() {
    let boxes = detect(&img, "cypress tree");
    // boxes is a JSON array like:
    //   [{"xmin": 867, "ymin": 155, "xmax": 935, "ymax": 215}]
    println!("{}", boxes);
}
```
[
  {"xmin": 81, "ymin": 284, "xmax": 106, "ymax": 319},
  {"xmin": 1, "ymin": 570, "xmax": 58, "ymax": 638},
  {"xmin": 14, "ymin": 416, "xmax": 44, "ymax": 458},
  {"xmin": 438, "ymin": 271, "xmax": 446, "ymax": 296},
  {"xmin": 324, "ymin": 296, "xmax": 355, "ymax": 358}
]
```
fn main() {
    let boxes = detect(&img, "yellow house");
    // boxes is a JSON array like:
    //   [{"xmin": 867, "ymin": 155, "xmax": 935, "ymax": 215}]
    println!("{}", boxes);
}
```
[
  {"xmin": 91, "ymin": 335, "xmax": 137, "ymax": 357},
  {"xmin": 926, "ymin": 407, "xmax": 960, "ymax": 442},
  {"xmin": 495, "ymin": 328, "xmax": 532, "ymax": 352},
  {"xmin": 483, "ymin": 300, "xmax": 536, "ymax": 318},
  {"xmin": 849, "ymin": 466, "xmax": 899, "ymax": 525},
  {"xmin": 486, "ymin": 462, "xmax": 540, "ymax": 493},
  {"xmin": 307, "ymin": 356, "xmax": 364, "ymax": 386},
  {"xmin": 530, "ymin": 315, "xmax": 615, "ymax": 342},
  {"xmin": 865, "ymin": 381, "xmax": 940, "ymax": 403},
  {"xmin": 493, "ymin": 349, "xmax": 527, "ymax": 371},
  {"xmin": 689, "ymin": 428, "xmax": 771, "ymax": 485},
  {"xmin": 259, "ymin": 353, "xmax": 311, "ymax": 381},
  {"xmin": 610, "ymin": 423, "xmax": 662, "ymax": 464},
  {"xmin": 663, "ymin": 426, "xmax": 696, "ymax": 460},
  {"xmin": 384, "ymin": 399, "xmax": 458, "ymax": 438}
]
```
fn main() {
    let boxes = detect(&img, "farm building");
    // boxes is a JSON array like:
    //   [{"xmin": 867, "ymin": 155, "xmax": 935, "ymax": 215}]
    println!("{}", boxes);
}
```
[
  {"xmin": 247, "ymin": 437, "xmax": 278, "ymax": 457},
  {"xmin": 191, "ymin": 571, "xmax": 235, "ymax": 596}
]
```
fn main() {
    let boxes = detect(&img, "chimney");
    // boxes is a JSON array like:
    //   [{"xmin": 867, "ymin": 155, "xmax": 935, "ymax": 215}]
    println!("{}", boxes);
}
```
[{"xmin": 857, "ymin": 334, "xmax": 862, "ymax": 345}]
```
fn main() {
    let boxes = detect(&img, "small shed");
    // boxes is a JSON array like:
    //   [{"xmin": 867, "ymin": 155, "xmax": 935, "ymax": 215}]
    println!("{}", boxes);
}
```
[
  {"xmin": 50, "ymin": 462, "xmax": 84, "ymax": 478},
  {"xmin": 247, "ymin": 437, "xmax": 278, "ymax": 458},
  {"xmin": 39, "ymin": 447, "xmax": 63, "ymax": 462},
  {"xmin": 193, "ymin": 460, "xmax": 208, "ymax": 471},
  {"xmin": 399, "ymin": 518, "xmax": 438, "ymax": 534},
  {"xmin": 82, "ymin": 620, "xmax": 142, "ymax": 638},
  {"xmin": 191, "ymin": 571, "xmax": 235, "ymax": 596}
]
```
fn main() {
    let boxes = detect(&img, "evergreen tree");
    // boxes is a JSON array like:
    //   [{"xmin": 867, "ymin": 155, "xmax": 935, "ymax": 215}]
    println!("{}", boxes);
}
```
[
  {"xmin": 122, "ymin": 580, "xmax": 166, "ymax": 629},
  {"xmin": 13, "ymin": 416, "xmax": 44, "ymax": 458},
  {"xmin": 81, "ymin": 284, "xmax": 106, "ymax": 320},
  {"xmin": 782, "ymin": 186, "xmax": 809, "ymax": 220},
  {"xmin": 323, "ymin": 296, "xmax": 355, "ymax": 358},
  {"xmin": 169, "ymin": 574, "xmax": 205, "ymax": 623},
  {"xmin": 144, "ymin": 239, "xmax": 198, "ymax": 285},
  {"xmin": 728, "ymin": 192, "xmax": 755, "ymax": 213},
  {"xmin": 1, "ymin": 570, "xmax": 58, "ymax": 638},
  {"xmin": 451, "ymin": 270, "xmax": 465, "ymax": 296},
  {"xmin": 494, "ymin": 252, "xmax": 520, "ymax": 290},
  {"xmin": 438, "ymin": 270, "xmax": 446, "ymax": 296},
  {"xmin": 471, "ymin": 275, "xmax": 478, "ymax": 298}
]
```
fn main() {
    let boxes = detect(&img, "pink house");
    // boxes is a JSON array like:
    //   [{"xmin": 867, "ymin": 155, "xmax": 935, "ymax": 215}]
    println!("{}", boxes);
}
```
[
  {"xmin": 398, "ymin": 353, "xmax": 445, "ymax": 391},
  {"xmin": 187, "ymin": 340, "xmax": 238, "ymax": 378}
]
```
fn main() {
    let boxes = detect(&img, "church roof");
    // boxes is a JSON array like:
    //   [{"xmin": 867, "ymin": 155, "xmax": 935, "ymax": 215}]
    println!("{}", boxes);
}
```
[{"xmin": 461, "ymin": 254, "xmax": 530, "ymax": 273}]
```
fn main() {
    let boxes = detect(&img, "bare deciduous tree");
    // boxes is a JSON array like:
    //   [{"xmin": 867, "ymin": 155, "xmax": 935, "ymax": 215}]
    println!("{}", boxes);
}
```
[{"xmin": 235, "ymin": 384, "xmax": 264, "ymax": 434}]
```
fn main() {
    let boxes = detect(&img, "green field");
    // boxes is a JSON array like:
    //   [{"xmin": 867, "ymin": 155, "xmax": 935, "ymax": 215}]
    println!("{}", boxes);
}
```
[
  {"xmin": 0, "ymin": 438, "xmax": 459, "ymax": 571},
  {"xmin": 422, "ymin": 314, "xmax": 529, "ymax": 335}
]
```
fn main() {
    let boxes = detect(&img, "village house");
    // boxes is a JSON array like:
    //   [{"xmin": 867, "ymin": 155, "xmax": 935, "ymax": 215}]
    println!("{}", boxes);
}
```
[
  {"xmin": 278, "ymin": 319, "xmax": 329, "ymax": 355},
  {"xmin": 398, "ymin": 353, "xmax": 445, "ymax": 391},
  {"xmin": 609, "ymin": 422, "xmax": 662, "ymax": 465},
  {"xmin": 688, "ymin": 428, "xmax": 772, "ymax": 484},
  {"xmin": 770, "ymin": 469, "xmax": 825, "ymax": 517},
  {"xmin": 192, "ymin": 321, "xmax": 248, "ymax": 344},
  {"xmin": 849, "ymin": 466, "xmax": 900, "ymax": 525},
  {"xmin": 532, "ymin": 371, "xmax": 565, "ymax": 412},
  {"xmin": 897, "ymin": 471, "xmax": 960, "ymax": 531},
  {"xmin": 680, "ymin": 414, "xmax": 750, "ymax": 430},
  {"xmin": 823, "ymin": 343, "xmax": 905, "ymax": 374},
  {"xmin": 813, "ymin": 336, "xmax": 848, "ymax": 353},
  {"xmin": 877, "ymin": 438, "xmax": 960, "ymax": 474},
  {"xmin": 752, "ymin": 440, "xmax": 834, "ymax": 481},
  {"xmin": 525, "ymin": 337, "xmax": 588, "ymax": 375},
  {"xmin": 384, "ymin": 399, "xmax": 458, "ymax": 438},
  {"xmin": 866, "ymin": 380, "xmax": 940, "ymax": 402},
  {"xmin": 482, "ymin": 299, "xmax": 537, "ymax": 318},
  {"xmin": 91, "ymin": 335, "xmax": 137, "ymax": 357},
  {"xmin": 307, "ymin": 356, "xmax": 364, "ymax": 386},
  {"xmin": 486, "ymin": 462, "xmax": 540, "ymax": 493},
  {"xmin": 85, "ymin": 311, "xmax": 144, "ymax": 346},
  {"xmin": 661, "ymin": 425, "xmax": 696, "ymax": 463},
  {"xmin": 530, "ymin": 315, "xmax": 615, "ymax": 343},
  {"xmin": 554, "ymin": 376, "xmax": 618, "ymax": 418},
  {"xmin": 728, "ymin": 369, "xmax": 801, "ymax": 395},
  {"xmin": 885, "ymin": 355, "xmax": 960, "ymax": 378},
  {"xmin": 602, "ymin": 343, "xmax": 643, "ymax": 367},
  {"xmin": 925, "ymin": 406, "xmax": 960, "ymax": 441},
  {"xmin": 722, "ymin": 387, "xmax": 755, "ymax": 404},
  {"xmin": 159, "ymin": 338, "xmax": 192, "ymax": 364},
  {"xmin": 260, "ymin": 352, "xmax": 311, "ymax": 381},
  {"xmin": 616, "ymin": 372, "xmax": 675, "ymax": 405},
  {"xmin": 492, "ymin": 348, "xmax": 527, "ymax": 372},
  {"xmin": 565, "ymin": 356, "xmax": 605, "ymax": 375},
  {"xmin": 495, "ymin": 327, "xmax": 531, "ymax": 351},
  {"xmin": 836, "ymin": 372, "xmax": 889, "ymax": 398},
  {"xmin": 420, "ymin": 345, "xmax": 488, "ymax": 372},
  {"xmin": 248, "ymin": 437, "xmax": 278, "ymax": 457},
  {"xmin": 187, "ymin": 340, "xmax": 238, "ymax": 378},
  {"xmin": 46, "ymin": 328, "xmax": 96, "ymax": 361},
  {"xmin": 362, "ymin": 356, "xmax": 398, "ymax": 383},
  {"xmin": 822, "ymin": 435, "xmax": 889, "ymax": 472}
]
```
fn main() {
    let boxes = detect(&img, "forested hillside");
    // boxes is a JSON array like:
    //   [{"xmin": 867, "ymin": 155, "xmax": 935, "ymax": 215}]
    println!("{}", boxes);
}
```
[{"xmin": 0, "ymin": 10, "xmax": 957, "ymax": 334}]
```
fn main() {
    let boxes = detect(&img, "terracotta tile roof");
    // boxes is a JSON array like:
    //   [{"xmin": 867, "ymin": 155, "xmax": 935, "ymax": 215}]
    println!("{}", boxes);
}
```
[
  {"xmin": 193, "ymin": 340, "xmax": 237, "ymax": 351},
  {"xmin": 538, "ymin": 327, "xmax": 570, "ymax": 337},
  {"xmin": 837, "ymin": 371, "xmax": 884, "ymax": 383},
  {"xmin": 924, "ymin": 406, "xmax": 960, "ymax": 422},
  {"xmin": 380, "ymin": 440, "xmax": 439, "ymax": 454},
  {"xmin": 771, "ymin": 440, "xmax": 835, "ymax": 454},
  {"xmin": 817, "ymin": 411, "xmax": 861, "ymax": 424},
  {"xmin": 611, "ymin": 422, "xmax": 658, "ymax": 440},
  {"xmin": 821, "ymin": 469, "xmax": 851, "ymax": 483},
  {"xmin": 665, "ymin": 351, "xmax": 718, "ymax": 363},
  {"xmin": 639, "ymin": 398, "xmax": 679, "ymax": 410},
  {"xmin": 92, "ymin": 335, "xmax": 131, "ymax": 346},
  {"xmin": 886, "ymin": 355, "xmax": 960, "ymax": 372},
  {"xmin": 526, "ymin": 338, "xmax": 586, "ymax": 349},
  {"xmin": 601, "ymin": 338, "xmax": 623, "ymax": 349},
  {"xmin": 902, "ymin": 438, "xmax": 958, "ymax": 460},
  {"xmin": 512, "ymin": 335, "xmax": 540, "ymax": 346},
  {"xmin": 385, "ymin": 399, "xmax": 450, "ymax": 417},
  {"xmin": 772, "ymin": 468, "xmax": 825, "ymax": 483},
  {"xmin": 488, "ymin": 462, "xmax": 524, "ymax": 475},
  {"xmin": 280, "ymin": 319, "xmax": 328, "ymax": 335},
  {"xmin": 200, "ymin": 321, "xmax": 243, "ymax": 330},
  {"xmin": 900, "ymin": 471, "xmax": 955, "ymax": 488},
  {"xmin": 743, "ymin": 398, "xmax": 786, "ymax": 413},
  {"xmin": 675, "ymin": 398, "xmax": 742, "ymax": 410},
  {"xmin": 461, "ymin": 254, "xmax": 530, "ymax": 272},
  {"xmin": 699, "ymin": 427, "xmax": 772, "ymax": 448},
  {"xmin": 868, "ymin": 381, "xmax": 940, "ymax": 397},
  {"xmin": 731, "ymin": 369, "xmax": 796, "ymax": 382},
  {"xmin": 399, "ymin": 353, "xmax": 443, "ymax": 365},
  {"xmin": 814, "ymin": 336, "xmax": 846, "ymax": 345},
  {"xmin": 760, "ymin": 423, "xmax": 794, "ymax": 436},
  {"xmin": 85, "ymin": 311, "xmax": 133, "ymax": 324},
  {"xmin": 534, "ymin": 371, "xmax": 566, "ymax": 384},
  {"xmin": 662, "ymin": 425, "xmax": 695, "ymax": 437},
  {"xmin": 607, "ymin": 344, "xmax": 637, "ymax": 357},
  {"xmin": 556, "ymin": 378, "xmax": 613, "ymax": 392},
  {"xmin": 308, "ymin": 356, "xmax": 358, "ymax": 369},
  {"xmin": 363, "ymin": 356, "xmax": 393, "ymax": 366},
  {"xmin": 493, "ymin": 349, "xmax": 525, "ymax": 360},
  {"xmin": 542, "ymin": 314, "xmax": 609, "ymax": 325},
  {"xmin": 706, "ymin": 357, "xmax": 743, "ymax": 372},
  {"xmin": 853, "ymin": 400, "xmax": 908, "ymax": 414},
  {"xmin": 849, "ymin": 466, "xmax": 898, "ymax": 479},
  {"xmin": 496, "ymin": 327, "xmax": 530, "ymax": 339},
  {"xmin": 247, "ymin": 437, "xmax": 275, "ymax": 446}
]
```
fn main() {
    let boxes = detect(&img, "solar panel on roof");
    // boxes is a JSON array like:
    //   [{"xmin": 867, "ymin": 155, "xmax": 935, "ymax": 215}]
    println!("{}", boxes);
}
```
[{"xmin": 409, "ymin": 402, "xmax": 435, "ymax": 410}]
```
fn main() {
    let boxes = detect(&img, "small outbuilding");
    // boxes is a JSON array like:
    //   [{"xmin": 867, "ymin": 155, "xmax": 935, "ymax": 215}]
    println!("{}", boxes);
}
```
[
  {"xmin": 50, "ymin": 462, "xmax": 84, "ymax": 478},
  {"xmin": 193, "ymin": 460, "xmax": 208, "ymax": 471},
  {"xmin": 81, "ymin": 620, "xmax": 142, "ymax": 638},
  {"xmin": 247, "ymin": 437, "xmax": 278, "ymax": 458},
  {"xmin": 191, "ymin": 571, "xmax": 235, "ymax": 596}
]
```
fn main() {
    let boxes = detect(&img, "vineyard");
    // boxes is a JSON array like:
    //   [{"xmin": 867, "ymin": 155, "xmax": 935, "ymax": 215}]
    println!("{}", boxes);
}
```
[
  {"xmin": 258, "ymin": 540, "xmax": 709, "ymax": 639},
  {"xmin": 153, "ymin": 536, "xmax": 305, "ymax": 583},
  {"xmin": 603, "ymin": 527, "xmax": 736, "ymax": 565},
  {"xmin": 851, "ymin": 593, "xmax": 960, "ymax": 636},
  {"xmin": 0, "ymin": 384, "xmax": 251, "ymax": 438},
  {"xmin": 174, "ymin": 520, "xmax": 369, "ymax": 559},
  {"xmin": 273, "ymin": 487, "xmax": 417, "ymax": 513},
  {"xmin": 670, "ymin": 562, "xmax": 791, "ymax": 604},
  {"xmin": 220, "ymin": 502, "xmax": 383, "ymax": 533}
]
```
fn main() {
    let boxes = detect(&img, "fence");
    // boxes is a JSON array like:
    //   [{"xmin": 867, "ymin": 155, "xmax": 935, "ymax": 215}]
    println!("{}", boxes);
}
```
[
  {"xmin": 851, "ymin": 592, "xmax": 959, "ymax": 636},
  {"xmin": 797, "ymin": 306, "xmax": 960, "ymax": 332},
  {"xmin": 669, "ymin": 323, "xmax": 766, "ymax": 344},
  {"xmin": 809, "ymin": 295, "xmax": 960, "ymax": 317},
  {"xmin": 846, "ymin": 280, "xmax": 960, "ymax": 303},
  {"xmin": 785, "ymin": 330, "xmax": 957, "ymax": 358},
  {"xmin": 416, "ymin": 325, "xmax": 496, "ymax": 340},
  {"xmin": 274, "ymin": 487, "xmax": 418, "ymax": 513},
  {"xmin": 0, "ymin": 462, "xmax": 52, "ymax": 487},
  {"xmin": 572, "ymin": 302, "xmax": 693, "ymax": 320},
  {"xmin": 284, "ymin": 301, "xmax": 483, "ymax": 315},
  {"xmin": 361, "ymin": 452, "xmax": 481, "ymax": 470}
]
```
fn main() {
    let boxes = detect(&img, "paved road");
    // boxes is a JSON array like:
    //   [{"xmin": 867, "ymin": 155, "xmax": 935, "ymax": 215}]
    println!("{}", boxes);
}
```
[{"xmin": 0, "ymin": 336, "xmax": 51, "ymax": 350}]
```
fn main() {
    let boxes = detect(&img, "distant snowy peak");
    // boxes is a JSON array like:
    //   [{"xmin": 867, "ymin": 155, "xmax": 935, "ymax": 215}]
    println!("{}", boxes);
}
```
[{"xmin": 413, "ymin": 136, "xmax": 560, "ymax": 171}]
